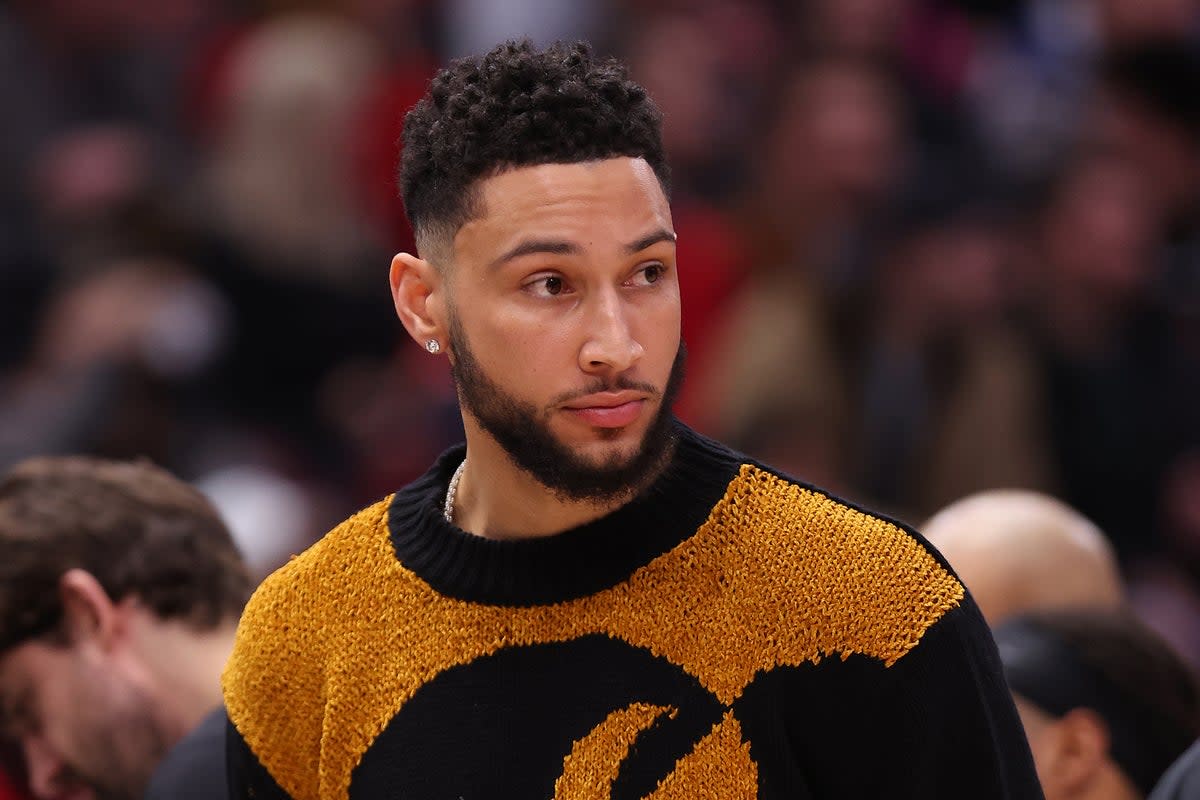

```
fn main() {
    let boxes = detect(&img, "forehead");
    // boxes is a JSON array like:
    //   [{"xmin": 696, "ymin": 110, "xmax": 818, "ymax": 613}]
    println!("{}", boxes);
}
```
[
  {"xmin": 453, "ymin": 158, "xmax": 672, "ymax": 260},
  {"xmin": 0, "ymin": 640, "xmax": 61, "ymax": 685},
  {"xmin": 0, "ymin": 641, "xmax": 59, "ymax": 711}
]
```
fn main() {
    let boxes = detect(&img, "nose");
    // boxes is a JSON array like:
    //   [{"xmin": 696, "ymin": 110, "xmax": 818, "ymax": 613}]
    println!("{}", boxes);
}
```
[
  {"xmin": 22, "ymin": 735, "xmax": 70, "ymax": 800},
  {"xmin": 578, "ymin": 288, "xmax": 644, "ymax": 375}
]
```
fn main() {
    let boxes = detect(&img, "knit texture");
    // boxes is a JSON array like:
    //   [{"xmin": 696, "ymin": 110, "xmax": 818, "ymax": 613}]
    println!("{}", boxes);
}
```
[{"xmin": 223, "ymin": 423, "xmax": 1043, "ymax": 799}]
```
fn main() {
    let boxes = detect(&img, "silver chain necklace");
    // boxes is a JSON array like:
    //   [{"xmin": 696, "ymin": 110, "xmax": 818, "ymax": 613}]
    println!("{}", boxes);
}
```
[{"xmin": 443, "ymin": 459, "xmax": 466, "ymax": 523}]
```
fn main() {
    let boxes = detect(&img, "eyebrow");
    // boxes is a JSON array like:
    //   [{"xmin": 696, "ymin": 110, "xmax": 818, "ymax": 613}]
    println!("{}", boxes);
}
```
[
  {"xmin": 490, "ymin": 239, "xmax": 580, "ymax": 270},
  {"xmin": 625, "ymin": 229, "xmax": 677, "ymax": 254},
  {"xmin": 489, "ymin": 229, "xmax": 677, "ymax": 270}
]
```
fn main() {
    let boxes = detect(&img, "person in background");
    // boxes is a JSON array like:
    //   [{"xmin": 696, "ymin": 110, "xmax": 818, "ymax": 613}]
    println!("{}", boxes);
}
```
[
  {"xmin": 0, "ymin": 456, "xmax": 252, "ymax": 800},
  {"xmin": 994, "ymin": 610, "xmax": 1200, "ymax": 800},
  {"xmin": 1023, "ymin": 146, "xmax": 1181, "ymax": 564},
  {"xmin": 922, "ymin": 489, "xmax": 1124, "ymax": 624}
]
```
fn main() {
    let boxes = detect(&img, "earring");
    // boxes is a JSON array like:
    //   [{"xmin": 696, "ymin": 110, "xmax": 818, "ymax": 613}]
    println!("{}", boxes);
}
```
[{"xmin": 425, "ymin": 339, "xmax": 441, "ymax": 354}]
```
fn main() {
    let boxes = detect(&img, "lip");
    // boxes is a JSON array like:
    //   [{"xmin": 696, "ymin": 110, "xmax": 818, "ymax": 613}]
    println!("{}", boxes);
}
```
[
  {"xmin": 562, "ymin": 392, "xmax": 648, "ymax": 428},
  {"xmin": 563, "ymin": 391, "xmax": 647, "ymax": 410}
]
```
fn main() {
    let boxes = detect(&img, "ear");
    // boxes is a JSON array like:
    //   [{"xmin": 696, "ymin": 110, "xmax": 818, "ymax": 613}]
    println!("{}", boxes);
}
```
[
  {"xmin": 57, "ymin": 568, "xmax": 121, "ymax": 651},
  {"xmin": 1044, "ymin": 708, "xmax": 1111, "ymax": 795},
  {"xmin": 390, "ymin": 252, "xmax": 446, "ymax": 353}
]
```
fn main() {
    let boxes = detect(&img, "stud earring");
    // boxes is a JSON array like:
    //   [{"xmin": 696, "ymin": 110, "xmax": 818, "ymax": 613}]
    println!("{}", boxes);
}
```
[{"xmin": 425, "ymin": 339, "xmax": 441, "ymax": 354}]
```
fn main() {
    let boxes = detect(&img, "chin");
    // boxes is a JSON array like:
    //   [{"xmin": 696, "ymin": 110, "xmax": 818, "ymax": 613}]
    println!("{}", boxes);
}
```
[{"xmin": 565, "ymin": 415, "xmax": 649, "ymax": 447}]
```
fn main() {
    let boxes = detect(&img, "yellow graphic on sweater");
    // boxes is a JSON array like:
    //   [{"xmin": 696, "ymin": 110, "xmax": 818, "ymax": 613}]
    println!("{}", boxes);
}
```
[
  {"xmin": 224, "ymin": 464, "xmax": 964, "ymax": 800},
  {"xmin": 553, "ymin": 703, "xmax": 673, "ymax": 798}
]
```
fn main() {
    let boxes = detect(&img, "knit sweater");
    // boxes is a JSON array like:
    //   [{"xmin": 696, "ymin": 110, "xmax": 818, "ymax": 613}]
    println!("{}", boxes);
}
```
[{"xmin": 223, "ymin": 422, "xmax": 1044, "ymax": 799}]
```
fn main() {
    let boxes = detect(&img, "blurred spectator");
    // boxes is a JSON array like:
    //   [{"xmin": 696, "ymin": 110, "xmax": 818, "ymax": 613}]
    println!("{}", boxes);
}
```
[
  {"xmin": 0, "ymin": 456, "xmax": 252, "ymax": 800},
  {"xmin": 994, "ymin": 610, "xmax": 1200, "ymax": 800},
  {"xmin": 1093, "ymin": 42, "xmax": 1200, "ymax": 244},
  {"xmin": 1095, "ymin": 0, "xmax": 1200, "ymax": 47},
  {"xmin": 194, "ymin": 12, "xmax": 405, "ymax": 488},
  {"xmin": 202, "ymin": 13, "xmax": 384, "ymax": 281},
  {"xmin": 922, "ymin": 490, "xmax": 1123, "ymax": 625},
  {"xmin": 798, "ymin": 0, "xmax": 915, "ymax": 58},
  {"xmin": 851, "ymin": 190, "xmax": 1050, "ymax": 515},
  {"xmin": 699, "ymin": 54, "xmax": 906, "ymax": 478},
  {"xmin": 0, "ymin": 256, "xmax": 230, "ymax": 470},
  {"xmin": 1024, "ymin": 148, "xmax": 1185, "ymax": 560},
  {"xmin": 963, "ymin": 0, "xmax": 1199, "ymax": 189},
  {"xmin": 0, "ymin": 0, "xmax": 225, "ymax": 367}
]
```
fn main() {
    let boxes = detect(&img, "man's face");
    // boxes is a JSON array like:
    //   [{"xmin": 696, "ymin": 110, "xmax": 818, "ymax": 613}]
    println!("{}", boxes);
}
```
[
  {"xmin": 0, "ymin": 637, "xmax": 168, "ymax": 800},
  {"xmin": 443, "ymin": 158, "xmax": 682, "ymax": 501},
  {"xmin": 1012, "ymin": 694, "xmax": 1056, "ymax": 793}
]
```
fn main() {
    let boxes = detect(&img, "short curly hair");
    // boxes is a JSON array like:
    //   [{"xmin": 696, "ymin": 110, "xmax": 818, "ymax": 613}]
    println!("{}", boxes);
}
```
[{"xmin": 399, "ymin": 40, "xmax": 670, "ymax": 260}]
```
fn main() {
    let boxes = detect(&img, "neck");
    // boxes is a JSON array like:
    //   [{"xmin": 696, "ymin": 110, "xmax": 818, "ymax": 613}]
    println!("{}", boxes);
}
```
[
  {"xmin": 1080, "ymin": 763, "xmax": 1142, "ymax": 800},
  {"xmin": 130, "ymin": 615, "xmax": 237, "ymax": 744},
  {"xmin": 450, "ymin": 421, "xmax": 648, "ymax": 541}
]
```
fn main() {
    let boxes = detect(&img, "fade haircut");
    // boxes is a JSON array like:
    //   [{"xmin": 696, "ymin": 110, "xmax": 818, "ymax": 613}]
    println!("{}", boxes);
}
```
[
  {"xmin": 0, "ymin": 456, "xmax": 252, "ymax": 653},
  {"xmin": 398, "ymin": 40, "xmax": 670, "ymax": 263}
]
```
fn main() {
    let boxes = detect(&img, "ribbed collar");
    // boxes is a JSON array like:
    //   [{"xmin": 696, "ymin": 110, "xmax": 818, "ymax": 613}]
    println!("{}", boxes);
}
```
[{"xmin": 387, "ymin": 420, "xmax": 742, "ymax": 606}]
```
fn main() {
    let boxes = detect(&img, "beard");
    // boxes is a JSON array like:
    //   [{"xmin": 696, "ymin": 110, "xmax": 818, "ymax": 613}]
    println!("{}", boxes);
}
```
[
  {"xmin": 448, "ymin": 314, "xmax": 685, "ymax": 504},
  {"xmin": 61, "ymin": 666, "xmax": 172, "ymax": 800}
]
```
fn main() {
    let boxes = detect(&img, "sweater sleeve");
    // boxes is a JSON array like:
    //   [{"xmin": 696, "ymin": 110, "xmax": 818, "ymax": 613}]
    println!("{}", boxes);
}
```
[
  {"xmin": 226, "ymin": 718, "xmax": 296, "ymax": 800},
  {"xmin": 774, "ymin": 597, "xmax": 1046, "ymax": 798}
]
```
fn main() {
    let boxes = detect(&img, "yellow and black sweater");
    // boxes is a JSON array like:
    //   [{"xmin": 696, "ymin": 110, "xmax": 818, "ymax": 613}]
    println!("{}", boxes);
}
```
[{"xmin": 223, "ymin": 423, "xmax": 1043, "ymax": 799}]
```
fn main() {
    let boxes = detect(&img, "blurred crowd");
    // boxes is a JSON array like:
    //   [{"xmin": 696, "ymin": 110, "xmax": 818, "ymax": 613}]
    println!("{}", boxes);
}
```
[{"xmin": 0, "ymin": 0, "xmax": 1197, "ymax": 662}]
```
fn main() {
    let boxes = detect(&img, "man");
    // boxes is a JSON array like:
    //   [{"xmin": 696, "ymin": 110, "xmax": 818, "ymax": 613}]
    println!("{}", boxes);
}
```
[
  {"xmin": 922, "ymin": 490, "xmax": 1125, "ymax": 624},
  {"xmin": 0, "ymin": 456, "xmax": 252, "ymax": 800},
  {"xmin": 995, "ymin": 611, "xmax": 1200, "ymax": 800},
  {"xmin": 224, "ymin": 40, "xmax": 1043, "ymax": 798}
]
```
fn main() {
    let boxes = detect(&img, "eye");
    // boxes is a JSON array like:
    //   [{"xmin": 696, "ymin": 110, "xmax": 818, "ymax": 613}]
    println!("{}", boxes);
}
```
[
  {"xmin": 630, "ymin": 262, "xmax": 666, "ymax": 287},
  {"xmin": 524, "ymin": 274, "xmax": 569, "ymax": 299},
  {"xmin": 1, "ymin": 693, "xmax": 35, "ymax": 737}
]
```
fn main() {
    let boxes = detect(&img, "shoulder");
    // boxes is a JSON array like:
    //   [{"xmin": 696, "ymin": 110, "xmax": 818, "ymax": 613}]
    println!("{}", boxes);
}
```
[
  {"xmin": 222, "ymin": 497, "xmax": 395, "ymax": 799},
  {"xmin": 226, "ymin": 496, "xmax": 395, "ymax": 665},
  {"xmin": 223, "ymin": 497, "xmax": 394, "ymax": 706},
  {"xmin": 1150, "ymin": 740, "xmax": 1200, "ymax": 800},
  {"xmin": 707, "ymin": 447, "xmax": 969, "ymax": 666},
  {"xmin": 143, "ymin": 707, "xmax": 229, "ymax": 800}
]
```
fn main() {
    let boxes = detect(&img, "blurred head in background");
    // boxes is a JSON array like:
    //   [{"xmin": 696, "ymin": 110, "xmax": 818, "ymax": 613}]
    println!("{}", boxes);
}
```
[
  {"xmin": 923, "ymin": 490, "xmax": 1124, "ymax": 624},
  {"xmin": 799, "ymin": 0, "xmax": 913, "ymax": 58},
  {"xmin": 1096, "ymin": 0, "xmax": 1200, "ymax": 46},
  {"xmin": 0, "ymin": 256, "xmax": 229, "ymax": 471},
  {"xmin": 623, "ymin": 11, "xmax": 729, "ymax": 203},
  {"xmin": 766, "ymin": 55, "xmax": 904, "ymax": 222},
  {"xmin": 1036, "ymin": 148, "xmax": 1161, "ymax": 318},
  {"xmin": 0, "ymin": 457, "xmax": 251, "ymax": 800},
  {"xmin": 995, "ymin": 610, "xmax": 1200, "ymax": 800},
  {"xmin": 746, "ymin": 53, "xmax": 905, "ymax": 280},
  {"xmin": 1093, "ymin": 42, "xmax": 1200, "ymax": 237},
  {"xmin": 205, "ymin": 13, "xmax": 383, "ymax": 284}
]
